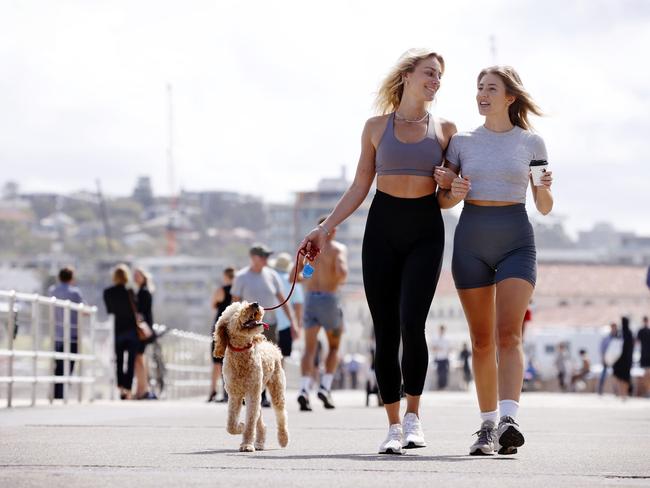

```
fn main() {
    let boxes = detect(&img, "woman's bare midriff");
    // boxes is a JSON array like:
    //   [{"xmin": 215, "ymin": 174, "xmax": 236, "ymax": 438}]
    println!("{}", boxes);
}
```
[
  {"xmin": 377, "ymin": 175, "xmax": 437, "ymax": 198},
  {"xmin": 465, "ymin": 200, "xmax": 520, "ymax": 207}
]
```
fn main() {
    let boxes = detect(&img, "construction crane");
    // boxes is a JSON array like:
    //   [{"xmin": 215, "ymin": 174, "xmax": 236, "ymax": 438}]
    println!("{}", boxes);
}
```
[
  {"xmin": 95, "ymin": 179, "xmax": 115, "ymax": 254},
  {"xmin": 165, "ymin": 82, "xmax": 178, "ymax": 256}
]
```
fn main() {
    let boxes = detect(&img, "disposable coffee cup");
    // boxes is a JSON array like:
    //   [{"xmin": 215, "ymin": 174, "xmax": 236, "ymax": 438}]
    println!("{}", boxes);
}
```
[{"xmin": 530, "ymin": 160, "xmax": 548, "ymax": 186}]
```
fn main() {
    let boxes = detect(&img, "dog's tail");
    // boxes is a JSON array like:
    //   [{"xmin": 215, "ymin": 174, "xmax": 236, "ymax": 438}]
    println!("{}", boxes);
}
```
[{"xmin": 213, "ymin": 315, "xmax": 229, "ymax": 358}]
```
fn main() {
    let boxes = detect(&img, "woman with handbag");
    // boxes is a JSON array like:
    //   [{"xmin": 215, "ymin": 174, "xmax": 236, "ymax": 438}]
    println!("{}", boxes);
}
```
[
  {"xmin": 103, "ymin": 264, "xmax": 140, "ymax": 400},
  {"xmin": 133, "ymin": 268, "xmax": 157, "ymax": 400}
]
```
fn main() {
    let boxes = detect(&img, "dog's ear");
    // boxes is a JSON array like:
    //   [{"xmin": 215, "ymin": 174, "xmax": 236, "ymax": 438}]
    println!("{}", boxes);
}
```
[{"xmin": 213, "ymin": 314, "xmax": 229, "ymax": 358}]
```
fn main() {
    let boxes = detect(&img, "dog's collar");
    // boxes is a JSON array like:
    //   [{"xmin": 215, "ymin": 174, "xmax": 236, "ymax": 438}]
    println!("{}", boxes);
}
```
[{"xmin": 228, "ymin": 343, "xmax": 254, "ymax": 352}]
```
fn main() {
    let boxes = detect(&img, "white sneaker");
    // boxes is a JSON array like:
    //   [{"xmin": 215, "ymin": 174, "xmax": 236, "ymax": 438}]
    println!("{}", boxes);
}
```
[
  {"xmin": 378, "ymin": 424, "xmax": 404, "ymax": 455},
  {"xmin": 469, "ymin": 420, "xmax": 496, "ymax": 455},
  {"xmin": 402, "ymin": 412, "xmax": 426, "ymax": 448}
]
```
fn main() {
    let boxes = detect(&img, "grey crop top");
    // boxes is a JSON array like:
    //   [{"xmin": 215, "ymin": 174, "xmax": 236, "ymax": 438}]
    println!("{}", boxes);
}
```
[
  {"xmin": 375, "ymin": 113, "xmax": 444, "ymax": 177},
  {"xmin": 445, "ymin": 125, "xmax": 547, "ymax": 204}
]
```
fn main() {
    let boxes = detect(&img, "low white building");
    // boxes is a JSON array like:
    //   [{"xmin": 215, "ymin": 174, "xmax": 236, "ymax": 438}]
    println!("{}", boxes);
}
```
[{"xmin": 135, "ymin": 256, "xmax": 229, "ymax": 333}]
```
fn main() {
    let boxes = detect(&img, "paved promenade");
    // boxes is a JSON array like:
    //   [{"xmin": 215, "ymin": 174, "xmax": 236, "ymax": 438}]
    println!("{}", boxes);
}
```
[{"xmin": 1, "ymin": 391, "xmax": 648, "ymax": 487}]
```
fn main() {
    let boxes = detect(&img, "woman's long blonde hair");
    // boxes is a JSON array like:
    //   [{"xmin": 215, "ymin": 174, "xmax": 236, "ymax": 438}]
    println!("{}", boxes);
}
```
[
  {"xmin": 374, "ymin": 49, "xmax": 445, "ymax": 115},
  {"xmin": 135, "ymin": 267, "xmax": 155, "ymax": 293},
  {"xmin": 478, "ymin": 66, "xmax": 542, "ymax": 131}
]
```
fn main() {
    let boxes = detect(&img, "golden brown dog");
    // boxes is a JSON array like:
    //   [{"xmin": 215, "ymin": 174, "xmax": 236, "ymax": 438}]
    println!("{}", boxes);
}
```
[{"xmin": 213, "ymin": 301, "xmax": 289, "ymax": 452}]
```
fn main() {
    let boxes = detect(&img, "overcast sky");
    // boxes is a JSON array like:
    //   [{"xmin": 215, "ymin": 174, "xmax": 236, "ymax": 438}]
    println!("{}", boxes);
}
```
[{"xmin": 1, "ymin": 0, "xmax": 648, "ymax": 236}]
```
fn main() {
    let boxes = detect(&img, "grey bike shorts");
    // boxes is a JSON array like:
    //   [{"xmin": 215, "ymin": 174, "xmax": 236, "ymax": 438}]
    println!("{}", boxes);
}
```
[
  {"xmin": 452, "ymin": 203, "xmax": 536, "ymax": 289},
  {"xmin": 303, "ymin": 292, "xmax": 343, "ymax": 332}
]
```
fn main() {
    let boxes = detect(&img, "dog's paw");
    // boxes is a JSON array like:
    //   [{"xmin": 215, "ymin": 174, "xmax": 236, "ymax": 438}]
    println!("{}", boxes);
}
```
[
  {"xmin": 227, "ymin": 422, "xmax": 244, "ymax": 435},
  {"xmin": 278, "ymin": 429, "xmax": 289, "ymax": 448},
  {"xmin": 254, "ymin": 441, "xmax": 265, "ymax": 451},
  {"xmin": 239, "ymin": 443, "xmax": 255, "ymax": 452}
]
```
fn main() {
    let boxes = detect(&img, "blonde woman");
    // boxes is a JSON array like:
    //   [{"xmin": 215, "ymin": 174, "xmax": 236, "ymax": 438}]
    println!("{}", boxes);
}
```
[
  {"xmin": 134, "ymin": 268, "xmax": 157, "ymax": 400},
  {"xmin": 439, "ymin": 66, "xmax": 554, "ymax": 455},
  {"xmin": 299, "ymin": 49, "xmax": 456, "ymax": 454},
  {"xmin": 103, "ymin": 264, "xmax": 140, "ymax": 400}
]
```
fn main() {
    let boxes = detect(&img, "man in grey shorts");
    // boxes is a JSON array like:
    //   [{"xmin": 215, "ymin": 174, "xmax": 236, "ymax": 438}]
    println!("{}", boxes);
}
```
[
  {"xmin": 231, "ymin": 243, "xmax": 297, "ymax": 407},
  {"xmin": 297, "ymin": 217, "xmax": 348, "ymax": 411}
]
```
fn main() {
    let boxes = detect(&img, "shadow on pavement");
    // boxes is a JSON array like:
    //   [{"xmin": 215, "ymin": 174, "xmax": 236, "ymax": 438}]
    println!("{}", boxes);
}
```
[
  {"xmin": 177, "ymin": 449, "xmax": 238, "ymax": 455},
  {"xmin": 177, "ymin": 451, "xmax": 517, "ymax": 462},
  {"xmin": 250, "ymin": 453, "xmax": 516, "ymax": 462}
]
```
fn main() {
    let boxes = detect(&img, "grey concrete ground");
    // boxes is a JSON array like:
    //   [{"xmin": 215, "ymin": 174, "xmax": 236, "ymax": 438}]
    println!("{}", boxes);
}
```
[{"xmin": 1, "ymin": 391, "xmax": 649, "ymax": 488}]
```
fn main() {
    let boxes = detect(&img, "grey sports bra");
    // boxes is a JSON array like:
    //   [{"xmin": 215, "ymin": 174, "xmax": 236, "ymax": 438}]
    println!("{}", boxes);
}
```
[{"xmin": 375, "ymin": 113, "xmax": 444, "ymax": 177}]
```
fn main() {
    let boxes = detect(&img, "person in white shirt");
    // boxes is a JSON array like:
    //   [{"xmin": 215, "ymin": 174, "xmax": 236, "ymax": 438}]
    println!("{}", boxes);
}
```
[{"xmin": 431, "ymin": 325, "xmax": 451, "ymax": 390}]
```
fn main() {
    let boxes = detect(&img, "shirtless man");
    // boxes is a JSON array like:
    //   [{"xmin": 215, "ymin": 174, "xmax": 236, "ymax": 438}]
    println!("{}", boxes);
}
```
[{"xmin": 297, "ymin": 216, "xmax": 348, "ymax": 411}]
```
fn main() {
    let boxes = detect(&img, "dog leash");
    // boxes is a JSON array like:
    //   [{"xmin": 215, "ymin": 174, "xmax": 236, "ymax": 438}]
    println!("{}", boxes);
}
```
[
  {"xmin": 228, "ymin": 248, "xmax": 315, "ymax": 352},
  {"xmin": 262, "ymin": 247, "xmax": 315, "ymax": 311}
]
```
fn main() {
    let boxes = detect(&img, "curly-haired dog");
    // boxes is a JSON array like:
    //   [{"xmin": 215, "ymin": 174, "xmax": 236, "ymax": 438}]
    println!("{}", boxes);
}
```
[{"xmin": 213, "ymin": 301, "xmax": 289, "ymax": 452}]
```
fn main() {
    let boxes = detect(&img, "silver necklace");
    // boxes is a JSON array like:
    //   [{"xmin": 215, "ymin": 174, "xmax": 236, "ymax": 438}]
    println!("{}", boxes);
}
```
[{"xmin": 395, "ymin": 111, "xmax": 429, "ymax": 123}]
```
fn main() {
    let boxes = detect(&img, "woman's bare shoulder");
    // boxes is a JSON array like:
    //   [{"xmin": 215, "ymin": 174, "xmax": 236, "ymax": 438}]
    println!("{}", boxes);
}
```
[
  {"xmin": 363, "ymin": 114, "xmax": 391, "ymax": 144},
  {"xmin": 438, "ymin": 117, "xmax": 457, "ymax": 133},
  {"xmin": 364, "ymin": 114, "xmax": 390, "ymax": 129}
]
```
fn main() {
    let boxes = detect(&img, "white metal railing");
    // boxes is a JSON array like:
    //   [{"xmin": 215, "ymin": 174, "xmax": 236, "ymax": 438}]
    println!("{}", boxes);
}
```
[
  {"xmin": 0, "ymin": 289, "xmax": 214, "ymax": 406},
  {"xmin": 153, "ymin": 325, "xmax": 212, "ymax": 399},
  {"xmin": 0, "ymin": 290, "xmax": 100, "ymax": 407}
]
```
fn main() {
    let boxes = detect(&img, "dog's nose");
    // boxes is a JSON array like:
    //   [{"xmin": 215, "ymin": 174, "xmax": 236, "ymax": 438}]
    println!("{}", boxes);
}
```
[{"xmin": 251, "ymin": 302, "xmax": 259, "ymax": 308}]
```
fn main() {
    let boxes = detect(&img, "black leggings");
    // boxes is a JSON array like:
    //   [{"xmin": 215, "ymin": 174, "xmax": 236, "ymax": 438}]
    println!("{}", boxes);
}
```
[
  {"xmin": 54, "ymin": 341, "xmax": 77, "ymax": 399},
  {"xmin": 115, "ymin": 333, "xmax": 138, "ymax": 390},
  {"xmin": 362, "ymin": 190, "xmax": 444, "ymax": 404}
]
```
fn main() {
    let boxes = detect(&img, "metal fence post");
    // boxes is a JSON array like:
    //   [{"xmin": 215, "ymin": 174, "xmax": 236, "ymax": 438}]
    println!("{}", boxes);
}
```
[
  {"xmin": 62, "ymin": 302, "xmax": 71, "ymax": 405},
  {"xmin": 89, "ymin": 307, "xmax": 96, "ymax": 403},
  {"xmin": 77, "ymin": 304, "xmax": 83, "ymax": 404},
  {"xmin": 48, "ymin": 298, "xmax": 55, "ymax": 404},
  {"xmin": 31, "ymin": 297, "xmax": 40, "ymax": 406},
  {"xmin": 6, "ymin": 291, "xmax": 16, "ymax": 408}
]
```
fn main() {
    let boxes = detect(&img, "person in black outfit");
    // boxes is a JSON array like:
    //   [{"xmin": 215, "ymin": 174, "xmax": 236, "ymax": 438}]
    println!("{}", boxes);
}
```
[
  {"xmin": 103, "ymin": 264, "xmax": 139, "ymax": 400},
  {"xmin": 207, "ymin": 267, "xmax": 235, "ymax": 403},
  {"xmin": 637, "ymin": 316, "xmax": 650, "ymax": 397},
  {"xmin": 460, "ymin": 343, "xmax": 472, "ymax": 389},
  {"xmin": 134, "ymin": 268, "xmax": 156, "ymax": 400},
  {"xmin": 612, "ymin": 316, "xmax": 634, "ymax": 399},
  {"xmin": 298, "ymin": 49, "xmax": 455, "ymax": 454}
]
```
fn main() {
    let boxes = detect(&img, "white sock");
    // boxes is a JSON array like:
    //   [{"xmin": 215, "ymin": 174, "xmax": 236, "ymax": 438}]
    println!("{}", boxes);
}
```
[
  {"xmin": 321, "ymin": 373, "xmax": 334, "ymax": 391},
  {"xmin": 499, "ymin": 400, "xmax": 519, "ymax": 420},
  {"xmin": 480, "ymin": 409, "xmax": 499, "ymax": 424},
  {"xmin": 300, "ymin": 376, "xmax": 312, "ymax": 393}
]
